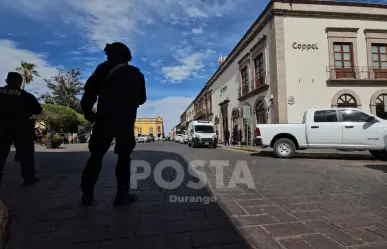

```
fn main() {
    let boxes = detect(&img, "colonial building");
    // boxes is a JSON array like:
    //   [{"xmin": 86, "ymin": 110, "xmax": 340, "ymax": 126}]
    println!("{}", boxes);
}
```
[
  {"xmin": 134, "ymin": 117, "xmax": 164, "ymax": 138},
  {"xmin": 180, "ymin": 0, "xmax": 387, "ymax": 145}
]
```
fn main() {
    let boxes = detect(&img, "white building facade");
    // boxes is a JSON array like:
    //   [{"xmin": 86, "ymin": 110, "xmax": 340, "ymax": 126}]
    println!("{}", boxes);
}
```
[{"xmin": 182, "ymin": 0, "xmax": 387, "ymax": 145}]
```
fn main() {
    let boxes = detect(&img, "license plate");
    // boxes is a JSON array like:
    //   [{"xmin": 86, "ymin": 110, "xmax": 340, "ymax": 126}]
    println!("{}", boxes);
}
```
[{"xmin": 205, "ymin": 142, "xmax": 209, "ymax": 145}]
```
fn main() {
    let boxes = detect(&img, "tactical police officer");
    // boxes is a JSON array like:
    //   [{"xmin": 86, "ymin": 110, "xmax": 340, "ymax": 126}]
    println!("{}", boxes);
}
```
[
  {"xmin": 80, "ymin": 42, "xmax": 146, "ymax": 206},
  {"xmin": 0, "ymin": 72, "xmax": 42, "ymax": 184}
]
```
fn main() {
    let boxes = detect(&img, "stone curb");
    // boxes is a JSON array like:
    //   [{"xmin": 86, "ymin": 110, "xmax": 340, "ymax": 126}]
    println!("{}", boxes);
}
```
[
  {"xmin": 0, "ymin": 200, "xmax": 9, "ymax": 249},
  {"xmin": 219, "ymin": 146, "xmax": 262, "ymax": 153}
]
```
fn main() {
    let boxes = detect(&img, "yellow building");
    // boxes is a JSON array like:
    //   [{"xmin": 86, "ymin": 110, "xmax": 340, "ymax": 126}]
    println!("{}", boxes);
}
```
[{"xmin": 134, "ymin": 117, "xmax": 164, "ymax": 137}]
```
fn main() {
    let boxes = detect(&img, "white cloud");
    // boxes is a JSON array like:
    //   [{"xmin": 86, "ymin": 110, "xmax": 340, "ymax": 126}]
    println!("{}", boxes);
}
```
[
  {"xmin": 149, "ymin": 60, "xmax": 163, "ymax": 68},
  {"xmin": 185, "ymin": 7, "xmax": 208, "ymax": 18},
  {"xmin": 0, "ymin": 39, "xmax": 58, "ymax": 94},
  {"xmin": 3, "ymin": 0, "xmax": 249, "ymax": 53},
  {"xmin": 192, "ymin": 28, "xmax": 203, "ymax": 34},
  {"xmin": 161, "ymin": 48, "xmax": 214, "ymax": 83},
  {"xmin": 45, "ymin": 41, "xmax": 62, "ymax": 46},
  {"xmin": 137, "ymin": 96, "xmax": 194, "ymax": 133},
  {"xmin": 68, "ymin": 51, "xmax": 82, "ymax": 55},
  {"xmin": 54, "ymin": 32, "xmax": 67, "ymax": 38}
]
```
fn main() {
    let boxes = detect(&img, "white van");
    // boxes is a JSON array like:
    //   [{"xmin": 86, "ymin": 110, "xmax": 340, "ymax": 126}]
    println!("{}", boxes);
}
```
[{"xmin": 188, "ymin": 120, "xmax": 217, "ymax": 148}]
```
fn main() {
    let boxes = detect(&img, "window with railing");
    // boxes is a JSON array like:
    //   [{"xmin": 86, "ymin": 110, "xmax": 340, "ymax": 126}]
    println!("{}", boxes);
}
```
[
  {"xmin": 240, "ymin": 66, "xmax": 249, "ymax": 96},
  {"xmin": 138, "ymin": 127, "xmax": 142, "ymax": 134},
  {"xmin": 372, "ymin": 44, "xmax": 387, "ymax": 79},
  {"xmin": 149, "ymin": 127, "xmax": 153, "ymax": 133},
  {"xmin": 334, "ymin": 43, "xmax": 355, "ymax": 79},
  {"xmin": 254, "ymin": 53, "xmax": 265, "ymax": 88}
]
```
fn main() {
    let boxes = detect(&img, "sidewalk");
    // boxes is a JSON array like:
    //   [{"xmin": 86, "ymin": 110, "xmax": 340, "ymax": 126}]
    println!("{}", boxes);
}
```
[{"xmin": 0, "ymin": 146, "xmax": 252, "ymax": 249}]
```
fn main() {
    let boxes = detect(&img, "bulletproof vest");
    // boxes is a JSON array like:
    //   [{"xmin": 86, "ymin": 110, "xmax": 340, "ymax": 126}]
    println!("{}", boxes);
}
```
[
  {"xmin": 97, "ymin": 63, "xmax": 142, "ymax": 117},
  {"xmin": 0, "ymin": 86, "xmax": 29, "ymax": 122}
]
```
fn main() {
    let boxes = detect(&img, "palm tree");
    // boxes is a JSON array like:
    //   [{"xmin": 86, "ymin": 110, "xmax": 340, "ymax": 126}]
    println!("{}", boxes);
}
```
[{"xmin": 16, "ymin": 61, "xmax": 40, "ymax": 90}]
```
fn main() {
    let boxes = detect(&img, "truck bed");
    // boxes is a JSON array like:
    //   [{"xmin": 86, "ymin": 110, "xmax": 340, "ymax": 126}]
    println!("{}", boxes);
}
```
[{"xmin": 256, "ymin": 124, "xmax": 307, "ymax": 148}]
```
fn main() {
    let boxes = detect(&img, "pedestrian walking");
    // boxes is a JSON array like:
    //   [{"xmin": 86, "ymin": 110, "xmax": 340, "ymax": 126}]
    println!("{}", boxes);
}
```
[
  {"xmin": 80, "ymin": 42, "xmax": 147, "ymax": 206},
  {"xmin": 224, "ymin": 128, "xmax": 230, "ymax": 146},
  {"xmin": 0, "ymin": 72, "xmax": 42, "ymax": 184}
]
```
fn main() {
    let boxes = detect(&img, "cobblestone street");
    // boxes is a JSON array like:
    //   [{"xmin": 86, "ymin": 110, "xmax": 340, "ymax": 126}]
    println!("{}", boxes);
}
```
[{"xmin": 1, "ymin": 142, "xmax": 387, "ymax": 249}]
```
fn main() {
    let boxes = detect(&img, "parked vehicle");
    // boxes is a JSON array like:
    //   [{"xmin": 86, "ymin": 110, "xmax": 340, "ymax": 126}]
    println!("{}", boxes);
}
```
[
  {"xmin": 138, "ymin": 135, "xmax": 151, "ymax": 143},
  {"xmin": 255, "ymin": 108, "xmax": 387, "ymax": 159},
  {"xmin": 179, "ymin": 134, "xmax": 188, "ymax": 144},
  {"xmin": 174, "ymin": 134, "xmax": 183, "ymax": 143},
  {"xmin": 188, "ymin": 120, "xmax": 217, "ymax": 148}
]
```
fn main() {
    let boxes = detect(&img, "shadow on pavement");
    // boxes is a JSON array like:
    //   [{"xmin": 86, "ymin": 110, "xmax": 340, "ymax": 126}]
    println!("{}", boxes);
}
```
[
  {"xmin": 0, "ymin": 149, "xmax": 252, "ymax": 249},
  {"xmin": 364, "ymin": 164, "xmax": 387, "ymax": 173},
  {"xmin": 251, "ymin": 150, "xmax": 376, "ymax": 161}
]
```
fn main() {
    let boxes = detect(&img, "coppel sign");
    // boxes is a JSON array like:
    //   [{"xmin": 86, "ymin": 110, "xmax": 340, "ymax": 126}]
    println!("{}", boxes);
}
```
[{"xmin": 292, "ymin": 42, "xmax": 318, "ymax": 51}]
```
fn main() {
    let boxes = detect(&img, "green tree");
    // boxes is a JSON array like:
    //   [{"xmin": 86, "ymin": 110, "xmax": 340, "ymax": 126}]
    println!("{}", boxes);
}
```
[
  {"xmin": 38, "ymin": 68, "xmax": 84, "ymax": 113},
  {"xmin": 16, "ymin": 61, "xmax": 40, "ymax": 90},
  {"xmin": 33, "ymin": 104, "xmax": 87, "ymax": 133}
]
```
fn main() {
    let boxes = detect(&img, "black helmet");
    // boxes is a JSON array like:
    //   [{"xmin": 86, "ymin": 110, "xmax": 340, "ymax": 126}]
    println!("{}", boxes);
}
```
[{"xmin": 104, "ymin": 42, "xmax": 132, "ymax": 61}]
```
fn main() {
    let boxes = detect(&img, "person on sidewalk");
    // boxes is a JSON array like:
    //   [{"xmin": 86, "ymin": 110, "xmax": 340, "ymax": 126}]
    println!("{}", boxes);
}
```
[
  {"xmin": 80, "ymin": 42, "xmax": 146, "ymax": 207},
  {"xmin": 224, "ymin": 128, "xmax": 230, "ymax": 146},
  {"xmin": 0, "ymin": 72, "xmax": 42, "ymax": 185}
]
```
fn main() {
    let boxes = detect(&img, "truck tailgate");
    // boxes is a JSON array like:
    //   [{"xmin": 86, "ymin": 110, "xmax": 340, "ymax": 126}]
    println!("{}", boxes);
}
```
[{"xmin": 256, "ymin": 124, "xmax": 307, "ymax": 147}]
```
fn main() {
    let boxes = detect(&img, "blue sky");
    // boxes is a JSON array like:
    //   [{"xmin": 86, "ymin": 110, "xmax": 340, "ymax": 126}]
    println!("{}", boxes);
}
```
[{"xmin": 0, "ymin": 0, "xmax": 385, "ymax": 132}]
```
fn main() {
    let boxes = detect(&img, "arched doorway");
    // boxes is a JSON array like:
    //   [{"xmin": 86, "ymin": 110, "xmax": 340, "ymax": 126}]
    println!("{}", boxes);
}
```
[
  {"xmin": 231, "ymin": 109, "xmax": 239, "ymax": 144},
  {"xmin": 255, "ymin": 100, "xmax": 267, "ymax": 124},
  {"xmin": 241, "ymin": 103, "xmax": 252, "ymax": 145},
  {"xmin": 337, "ymin": 94, "xmax": 357, "ymax": 108},
  {"xmin": 214, "ymin": 116, "xmax": 220, "ymax": 137},
  {"xmin": 376, "ymin": 94, "xmax": 387, "ymax": 119}
]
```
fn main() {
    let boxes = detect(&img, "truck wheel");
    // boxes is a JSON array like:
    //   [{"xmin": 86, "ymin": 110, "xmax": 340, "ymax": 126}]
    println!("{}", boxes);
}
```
[
  {"xmin": 273, "ymin": 138, "xmax": 296, "ymax": 159},
  {"xmin": 369, "ymin": 149, "xmax": 387, "ymax": 161}
]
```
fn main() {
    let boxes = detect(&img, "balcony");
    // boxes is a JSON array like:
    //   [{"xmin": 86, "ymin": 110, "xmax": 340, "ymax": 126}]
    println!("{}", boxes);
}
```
[
  {"xmin": 326, "ymin": 66, "xmax": 387, "ymax": 85},
  {"xmin": 194, "ymin": 108, "xmax": 209, "ymax": 120},
  {"xmin": 238, "ymin": 73, "xmax": 269, "ymax": 101}
]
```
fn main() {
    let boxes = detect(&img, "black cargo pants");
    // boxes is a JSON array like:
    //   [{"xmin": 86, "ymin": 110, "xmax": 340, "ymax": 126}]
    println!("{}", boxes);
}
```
[
  {"xmin": 81, "ymin": 119, "xmax": 136, "ymax": 193},
  {"xmin": 0, "ymin": 122, "xmax": 36, "ymax": 181}
]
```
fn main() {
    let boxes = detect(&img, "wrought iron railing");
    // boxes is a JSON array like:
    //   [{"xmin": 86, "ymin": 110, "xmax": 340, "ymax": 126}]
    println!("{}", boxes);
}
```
[
  {"xmin": 238, "ymin": 72, "xmax": 268, "ymax": 98},
  {"xmin": 326, "ymin": 66, "xmax": 387, "ymax": 80}
]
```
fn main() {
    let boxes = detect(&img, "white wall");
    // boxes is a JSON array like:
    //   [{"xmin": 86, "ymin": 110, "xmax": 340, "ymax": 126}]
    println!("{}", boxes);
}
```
[
  {"xmin": 210, "ymin": 23, "xmax": 273, "ymax": 140},
  {"xmin": 186, "ymin": 103, "xmax": 194, "ymax": 122},
  {"xmin": 283, "ymin": 17, "xmax": 387, "ymax": 123}
]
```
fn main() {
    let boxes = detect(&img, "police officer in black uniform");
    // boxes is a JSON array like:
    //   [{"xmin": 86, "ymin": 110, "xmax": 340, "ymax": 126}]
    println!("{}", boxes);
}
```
[
  {"xmin": 80, "ymin": 42, "xmax": 146, "ymax": 206},
  {"xmin": 0, "ymin": 72, "xmax": 42, "ymax": 184}
]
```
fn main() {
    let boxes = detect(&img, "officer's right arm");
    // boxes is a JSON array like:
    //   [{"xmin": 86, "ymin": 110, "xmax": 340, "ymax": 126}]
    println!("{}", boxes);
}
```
[{"xmin": 81, "ymin": 66, "xmax": 100, "ymax": 120}]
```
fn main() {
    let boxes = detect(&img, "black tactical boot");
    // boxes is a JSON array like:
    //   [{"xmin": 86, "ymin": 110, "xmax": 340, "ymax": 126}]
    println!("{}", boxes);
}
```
[
  {"xmin": 113, "ymin": 187, "xmax": 137, "ymax": 207},
  {"xmin": 81, "ymin": 190, "xmax": 94, "ymax": 206},
  {"xmin": 23, "ymin": 177, "xmax": 39, "ymax": 185}
]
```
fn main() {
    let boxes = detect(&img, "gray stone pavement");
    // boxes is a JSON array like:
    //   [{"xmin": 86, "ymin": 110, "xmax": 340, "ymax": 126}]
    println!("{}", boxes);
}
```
[{"xmin": 1, "ymin": 142, "xmax": 387, "ymax": 249}]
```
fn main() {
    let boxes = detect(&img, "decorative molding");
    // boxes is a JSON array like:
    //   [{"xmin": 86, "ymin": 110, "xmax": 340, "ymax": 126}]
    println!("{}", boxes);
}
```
[
  {"xmin": 238, "ymin": 53, "xmax": 250, "ymax": 66},
  {"xmin": 325, "ymin": 27, "xmax": 359, "ymax": 33},
  {"xmin": 250, "ymin": 35, "xmax": 267, "ymax": 56},
  {"xmin": 331, "ymin": 89, "xmax": 362, "ymax": 107},
  {"xmin": 364, "ymin": 29, "xmax": 387, "ymax": 34}
]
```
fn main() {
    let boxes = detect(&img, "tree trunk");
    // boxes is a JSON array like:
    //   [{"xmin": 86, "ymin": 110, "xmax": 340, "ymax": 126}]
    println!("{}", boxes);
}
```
[{"xmin": 21, "ymin": 80, "xmax": 26, "ymax": 90}]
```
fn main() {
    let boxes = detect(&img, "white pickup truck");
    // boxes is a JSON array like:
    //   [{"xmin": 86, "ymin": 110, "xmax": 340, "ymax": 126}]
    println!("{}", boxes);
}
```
[{"xmin": 255, "ymin": 108, "xmax": 387, "ymax": 159}]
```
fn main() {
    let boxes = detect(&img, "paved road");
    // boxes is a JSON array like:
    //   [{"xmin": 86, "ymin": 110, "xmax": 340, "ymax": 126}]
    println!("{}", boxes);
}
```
[{"xmin": 1, "ymin": 142, "xmax": 387, "ymax": 249}]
